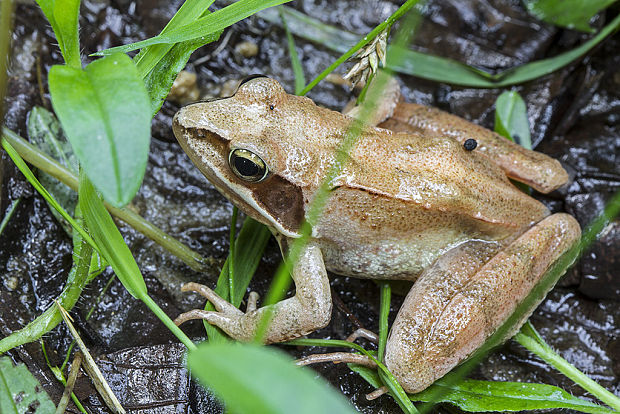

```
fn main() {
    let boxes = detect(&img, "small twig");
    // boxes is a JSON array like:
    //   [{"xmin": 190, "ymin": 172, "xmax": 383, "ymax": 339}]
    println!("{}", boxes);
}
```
[
  {"xmin": 0, "ymin": 198, "xmax": 21, "ymax": 237},
  {"xmin": 296, "ymin": 352, "xmax": 377, "ymax": 368},
  {"xmin": 56, "ymin": 301, "xmax": 126, "ymax": 414},
  {"xmin": 55, "ymin": 352, "xmax": 83, "ymax": 414},
  {"xmin": 331, "ymin": 288, "xmax": 364, "ymax": 330},
  {"xmin": 366, "ymin": 386, "xmax": 388, "ymax": 401}
]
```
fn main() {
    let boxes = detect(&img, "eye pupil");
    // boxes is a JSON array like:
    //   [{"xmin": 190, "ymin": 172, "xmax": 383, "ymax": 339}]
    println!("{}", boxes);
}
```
[
  {"xmin": 229, "ymin": 149, "xmax": 268, "ymax": 182},
  {"xmin": 234, "ymin": 156, "xmax": 259, "ymax": 177}
]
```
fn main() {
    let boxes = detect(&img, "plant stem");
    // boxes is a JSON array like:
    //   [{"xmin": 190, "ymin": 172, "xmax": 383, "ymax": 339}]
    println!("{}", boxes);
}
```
[
  {"xmin": 141, "ymin": 295, "xmax": 197, "ymax": 351},
  {"xmin": 378, "ymin": 282, "xmax": 390, "ymax": 362},
  {"xmin": 299, "ymin": 0, "xmax": 421, "ymax": 95},
  {"xmin": 515, "ymin": 326, "xmax": 620, "ymax": 412},
  {"xmin": 228, "ymin": 206, "xmax": 238, "ymax": 304},
  {"xmin": 1, "ymin": 127, "xmax": 209, "ymax": 272}
]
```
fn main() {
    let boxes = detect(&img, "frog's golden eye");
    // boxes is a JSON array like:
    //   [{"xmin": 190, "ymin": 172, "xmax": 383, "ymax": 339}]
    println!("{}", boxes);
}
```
[{"xmin": 228, "ymin": 149, "xmax": 268, "ymax": 182}]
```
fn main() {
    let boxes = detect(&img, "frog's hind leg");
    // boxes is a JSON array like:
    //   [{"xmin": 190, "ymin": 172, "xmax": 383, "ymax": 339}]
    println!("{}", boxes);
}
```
[
  {"xmin": 384, "ymin": 213, "xmax": 580, "ymax": 393},
  {"xmin": 382, "ymin": 103, "xmax": 568, "ymax": 194}
]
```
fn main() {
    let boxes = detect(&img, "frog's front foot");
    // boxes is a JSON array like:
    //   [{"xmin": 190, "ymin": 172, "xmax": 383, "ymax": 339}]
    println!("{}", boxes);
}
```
[
  {"xmin": 174, "ymin": 282, "xmax": 257, "ymax": 340},
  {"xmin": 175, "ymin": 241, "xmax": 333, "ymax": 344}
]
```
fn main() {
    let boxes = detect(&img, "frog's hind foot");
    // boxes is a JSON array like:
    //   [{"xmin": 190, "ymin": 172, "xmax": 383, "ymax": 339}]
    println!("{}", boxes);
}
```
[
  {"xmin": 346, "ymin": 328, "xmax": 379, "ymax": 344},
  {"xmin": 295, "ymin": 352, "xmax": 376, "ymax": 368}
]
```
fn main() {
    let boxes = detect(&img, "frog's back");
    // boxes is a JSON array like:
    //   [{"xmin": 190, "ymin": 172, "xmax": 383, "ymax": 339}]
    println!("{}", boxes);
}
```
[
  {"xmin": 312, "ymin": 126, "xmax": 549, "ymax": 280},
  {"xmin": 338, "ymin": 127, "xmax": 549, "ymax": 231}
]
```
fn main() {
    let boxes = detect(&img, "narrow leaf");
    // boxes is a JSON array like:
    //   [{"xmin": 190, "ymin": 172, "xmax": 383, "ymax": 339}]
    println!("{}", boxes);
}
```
[
  {"xmin": 49, "ymin": 53, "xmax": 151, "ymax": 207},
  {"xmin": 260, "ymin": 6, "xmax": 620, "ymax": 88},
  {"xmin": 78, "ymin": 172, "xmax": 196, "ymax": 350},
  {"xmin": 141, "ymin": 37, "xmax": 216, "ymax": 117},
  {"xmin": 93, "ymin": 0, "xmax": 293, "ymax": 56},
  {"xmin": 0, "ymin": 357, "xmax": 56, "ymax": 413},
  {"xmin": 188, "ymin": 343, "xmax": 357, "ymax": 414},
  {"xmin": 494, "ymin": 90, "xmax": 532, "ymax": 149},
  {"xmin": 523, "ymin": 0, "xmax": 619, "ymax": 33},
  {"xmin": 79, "ymin": 173, "xmax": 147, "ymax": 299},
  {"xmin": 280, "ymin": 8, "xmax": 305, "ymax": 95}
]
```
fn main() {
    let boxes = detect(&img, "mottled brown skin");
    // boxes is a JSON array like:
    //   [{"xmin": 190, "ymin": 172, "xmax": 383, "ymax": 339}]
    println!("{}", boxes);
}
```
[{"xmin": 172, "ymin": 77, "xmax": 581, "ymax": 393}]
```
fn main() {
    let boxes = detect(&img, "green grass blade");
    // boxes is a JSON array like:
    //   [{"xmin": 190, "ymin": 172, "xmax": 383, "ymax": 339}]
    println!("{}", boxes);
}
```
[
  {"xmin": 523, "ymin": 0, "xmax": 619, "ymax": 33},
  {"xmin": 79, "ymin": 172, "xmax": 196, "ymax": 350},
  {"xmin": 516, "ymin": 324, "xmax": 620, "ymax": 412},
  {"xmin": 134, "ymin": 0, "xmax": 215, "ymax": 78},
  {"xmin": 188, "ymin": 342, "xmax": 358, "ymax": 414},
  {"xmin": 262, "ymin": 6, "xmax": 620, "ymax": 89},
  {"xmin": 93, "ymin": 0, "xmax": 293, "ymax": 56},
  {"xmin": 205, "ymin": 217, "xmax": 271, "ymax": 344},
  {"xmin": 280, "ymin": 7, "xmax": 305, "ymax": 95},
  {"xmin": 49, "ymin": 53, "xmax": 151, "ymax": 207},
  {"xmin": 1, "ymin": 138, "xmax": 99, "ymax": 254},
  {"xmin": 134, "ymin": 0, "xmax": 219, "ymax": 116},
  {"xmin": 79, "ymin": 171, "xmax": 147, "ymax": 299},
  {"xmin": 0, "ymin": 237, "xmax": 93, "ymax": 354}
]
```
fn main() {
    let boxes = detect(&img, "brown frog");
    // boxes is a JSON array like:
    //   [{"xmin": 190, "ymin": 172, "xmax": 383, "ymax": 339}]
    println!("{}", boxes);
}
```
[{"xmin": 172, "ymin": 76, "xmax": 580, "ymax": 393}]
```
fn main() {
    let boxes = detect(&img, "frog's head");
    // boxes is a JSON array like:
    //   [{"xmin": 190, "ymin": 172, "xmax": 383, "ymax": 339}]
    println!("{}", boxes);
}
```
[{"xmin": 172, "ymin": 76, "xmax": 308, "ymax": 237}]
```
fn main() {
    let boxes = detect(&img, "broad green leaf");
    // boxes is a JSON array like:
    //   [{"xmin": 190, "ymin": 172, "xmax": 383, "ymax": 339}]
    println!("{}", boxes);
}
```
[
  {"xmin": 205, "ymin": 217, "xmax": 271, "ymax": 344},
  {"xmin": 523, "ymin": 0, "xmax": 619, "ymax": 32},
  {"xmin": 93, "ymin": 0, "xmax": 293, "ymax": 56},
  {"xmin": 260, "ymin": 6, "xmax": 620, "ymax": 88},
  {"xmin": 35, "ymin": 0, "xmax": 81, "ymax": 68},
  {"xmin": 49, "ymin": 53, "xmax": 151, "ymax": 207},
  {"xmin": 0, "ymin": 357, "xmax": 56, "ymax": 413},
  {"xmin": 494, "ymin": 91, "xmax": 532, "ymax": 149},
  {"xmin": 188, "ymin": 342, "xmax": 357, "ymax": 414},
  {"xmin": 27, "ymin": 106, "xmax": 79, "ymax": 232}
]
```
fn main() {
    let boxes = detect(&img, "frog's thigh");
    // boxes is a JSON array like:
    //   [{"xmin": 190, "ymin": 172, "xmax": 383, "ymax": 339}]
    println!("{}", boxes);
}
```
[
  {"xmin": 209, "ymin": 240, "xmax": 332, "ymax": 343},
  {"xmin": 385, "ymin": 213, "xmax": 580, "ymax": 393}
]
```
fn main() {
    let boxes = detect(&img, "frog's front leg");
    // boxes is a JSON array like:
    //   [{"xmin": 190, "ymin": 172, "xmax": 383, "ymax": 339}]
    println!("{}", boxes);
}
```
[
  {"xmin": 385, "ymin": 213, "xmax": 580, "ymax": 393},
  {"xmin": 175, "ymin": 240, "xmax": 332, "ymax": 343}
]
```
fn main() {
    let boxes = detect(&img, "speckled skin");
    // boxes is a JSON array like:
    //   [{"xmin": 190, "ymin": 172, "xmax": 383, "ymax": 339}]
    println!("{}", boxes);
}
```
[{"xmin": 172, "ymin": 77, "xmax": 581, "ymax": 393}]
